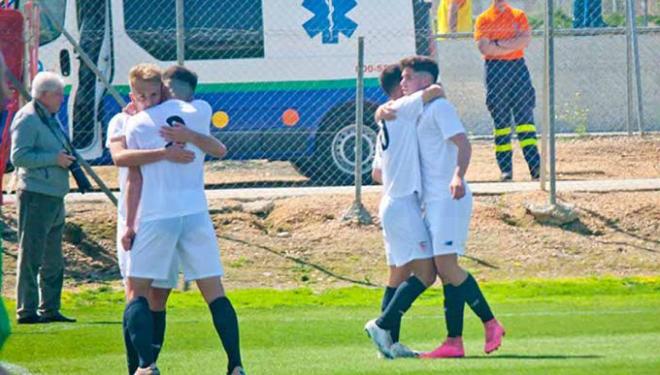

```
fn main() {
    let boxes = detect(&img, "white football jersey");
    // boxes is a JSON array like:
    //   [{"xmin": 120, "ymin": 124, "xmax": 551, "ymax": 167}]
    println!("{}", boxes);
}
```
[
  {"xmin": 373, "ymin": 91, "xmax": 425, "ymax": 199},
  {"xmin": 125, "ymin": 99, "xmax": 213, "ymax": 222},
  {"xmin": 106, "ymin": 112, "xmax": 130, "ymax": 221},
  {"xmin": 416, "ymin": 98, "xmax": 468, "ymax": 203}
]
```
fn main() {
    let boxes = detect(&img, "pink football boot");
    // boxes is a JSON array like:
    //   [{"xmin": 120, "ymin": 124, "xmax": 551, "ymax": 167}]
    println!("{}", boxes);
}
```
[
  {"xmin": 419, "ymin": 337, "xmax": 465, "ymax": 359},
  {"xmin": 484, "ymin": 318, "xmax": 506, "ymax": 354}
]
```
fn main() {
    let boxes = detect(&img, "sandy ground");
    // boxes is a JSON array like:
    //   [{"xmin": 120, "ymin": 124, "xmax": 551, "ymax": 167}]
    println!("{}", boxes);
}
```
[{"xmin": 2, "ymin": 188, "xmax": 658, "ymax": 296}]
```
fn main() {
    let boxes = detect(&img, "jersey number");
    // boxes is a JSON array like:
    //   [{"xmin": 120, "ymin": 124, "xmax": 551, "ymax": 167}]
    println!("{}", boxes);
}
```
[{"xmin": 379, "ymin": 121, "xmax": 390, "ymax": 151}]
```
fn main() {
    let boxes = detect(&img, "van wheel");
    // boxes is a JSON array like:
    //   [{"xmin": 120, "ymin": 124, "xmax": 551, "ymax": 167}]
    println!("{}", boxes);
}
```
[{"xmin": 293, "ymin": 104, "xmax": 378, "ymax": 185}]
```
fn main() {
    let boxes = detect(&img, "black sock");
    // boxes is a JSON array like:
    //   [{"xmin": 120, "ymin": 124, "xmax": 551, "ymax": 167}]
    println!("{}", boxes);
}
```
[
  {"xmin": 458, "ymin": 274, "xmax": 494, "ymax": 323},
  {"xmin": 376, "ymin": 276, "xmax": 427, "ymax": 331},
  {"xmin": 380, "ymin": 286, "xmax": 400, "ymax": 342},
  {"xmin": 122, "ymin": 314, "xmax": 139, "ymax": 375},
  {"xmin": 124, "ymin": 297, "xmax": 155, "ymax": 368},
  {"xmin": 443, "ymin": 284, "xmax": 465, "ymax": 337},
  {"xmin": 209, "ymin": 297, "xmax": 242, "ymax": 374},
  {"xmin": 151, "ymin": 310, "xmax": 167, "ymax": 362}
]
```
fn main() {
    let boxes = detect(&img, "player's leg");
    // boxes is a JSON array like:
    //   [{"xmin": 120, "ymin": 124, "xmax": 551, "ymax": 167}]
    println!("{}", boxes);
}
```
[
  {"xmin": 383, "ymin": 264, "xmax": 410, "ymax": 343},
  {"xmin": 512, "ymin": 61, "xmax": 540, "ymax": 180},
  {"xmin": 485, "ymin": 60, "xmax": 514, "ymax": 181},
  {"xmin": 420, "ymin": 197, "xmax": 471, "ymax": 359},
  {"xmin": 180, "ymin": 212, "xmax": 244, "ymax": 375},
  {"xmin": 117, "ymin": 220, "xmax": 139, "ymax": 375},
  {"xmin": 368, "ymin": 195, "xmax": 434, "ymax": 358},
  {"xmin": 146, "ymin": 254, "xmax": 179, "ymax": 363},
  {"xmin": 124, "ymin": 277, "xmax": 157, "ymax": 372},
  {"xmin": 125, "ymin": 217, "xmax": 180, "ymax": 373},
  {"xmin": 148, "ymin": 287, "xmax": 171, "ymax": 363}
]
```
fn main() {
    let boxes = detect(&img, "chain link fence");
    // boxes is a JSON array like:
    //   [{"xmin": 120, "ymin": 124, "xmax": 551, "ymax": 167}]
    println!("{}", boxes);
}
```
[{"xmin": 2, "ymin": 0, "xmax": 659, "ymax": 190}]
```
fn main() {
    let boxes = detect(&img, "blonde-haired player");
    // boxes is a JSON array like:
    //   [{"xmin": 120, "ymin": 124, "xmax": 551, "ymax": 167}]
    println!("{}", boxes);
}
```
[{"xmin": 107, "ymin": 63, "xmax": 194, "ymax": 374}]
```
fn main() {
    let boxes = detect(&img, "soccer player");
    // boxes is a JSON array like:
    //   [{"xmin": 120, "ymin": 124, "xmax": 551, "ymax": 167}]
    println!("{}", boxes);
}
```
[
  {"xmin": 106, "ymin": 63, "xmax": 195, "ymax": 374},
  {"xmin": 122, "ymin": 66, "xmax": 244, "ymax": 375},
  {"xmin": 392, "ymin": 56, "xmax": 504, "ymax": 359},
  {"xmin": 475, "ymin": 0, "xmax": 540, "ymax": 181},
  {"xmin": 364, "ymin": 64, "xmax": 444, "ymax": 359}
]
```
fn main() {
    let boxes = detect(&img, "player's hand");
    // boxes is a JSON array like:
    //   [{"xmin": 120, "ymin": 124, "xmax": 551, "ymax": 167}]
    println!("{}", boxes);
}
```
[
  {"xmin": 121, "ymin": 227, "xmax": 136, "ymax": 251},
  {"xmin": 160, "ymin": 123, "xmax": 195, "ymax": 144},
  {"xmin": 449, "ymin": 174, "xmax": 466, "ymax": 200},
  {"xmin": 122, "ymin": 102, "xmax": 138, "ymax": 116},
  {"xmin": 375, "ymin": 102, "xmax": 397, "ymax": 122},
  {"xmin": 56, "ymin": 151, "xmax": 76, "ymax": 169},
  {"xmin": 164, "ymin": 143, "xmax": 195, "ymax": 164}
]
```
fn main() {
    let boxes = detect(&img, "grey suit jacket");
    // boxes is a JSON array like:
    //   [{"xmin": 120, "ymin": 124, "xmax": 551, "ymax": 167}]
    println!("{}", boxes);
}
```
[{"xmin": 10, "ymin": 101, "xmax": 70, "ymax": 198}]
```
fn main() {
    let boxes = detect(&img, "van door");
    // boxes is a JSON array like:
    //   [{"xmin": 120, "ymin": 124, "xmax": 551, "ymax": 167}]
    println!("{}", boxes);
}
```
[{"xmin": 34, "ymin": 0, "xmax": 112, "ymax": 160}]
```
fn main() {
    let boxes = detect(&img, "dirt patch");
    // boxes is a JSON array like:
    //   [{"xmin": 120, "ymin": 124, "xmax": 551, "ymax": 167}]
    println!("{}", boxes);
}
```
[
  {"xmin": 2, "ymin": 189, "xmax": 658, "ymax": 295},
  {"xmin": 5, "ymin": 135, "xmax": 656, "ymax": 192}
]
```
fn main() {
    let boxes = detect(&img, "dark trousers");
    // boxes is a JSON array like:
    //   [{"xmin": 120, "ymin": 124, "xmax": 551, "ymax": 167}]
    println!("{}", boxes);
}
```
[
  {"xmin": 573, "ymin": 0, "xmax": 606, "ymax": 28},
  {"xmin": 485, "ymin": 58, "xmax": 540, "ymax": 178},
  {"xmin": 16, "ymin": 190, "xmax": 66, "ymax": 319}
]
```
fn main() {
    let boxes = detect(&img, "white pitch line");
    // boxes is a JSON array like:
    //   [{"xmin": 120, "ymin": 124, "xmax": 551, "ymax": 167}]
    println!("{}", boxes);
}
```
[{"xmin": 0, "ymin": 362, "xmax": 33, "ymax": 375}]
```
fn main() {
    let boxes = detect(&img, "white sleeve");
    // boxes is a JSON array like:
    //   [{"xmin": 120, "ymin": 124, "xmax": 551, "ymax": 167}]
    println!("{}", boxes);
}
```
[
  {"xmin": 192, "ymin": 100, "xmax": 212, "ymax": 136},
  {"xmin": 124, "ymin": 117, "xmax": 140, "ymax": 150},
  {"xmin": 105, "ymin": 114, "xmax": 126, "ymax": 148},
  {"xmin": 434, "ymin": 100, "xmax": 466, "ymax": 140},
  {"xmin": 392, "ymin": 91, "xmax": 424, "ymax": 123}
]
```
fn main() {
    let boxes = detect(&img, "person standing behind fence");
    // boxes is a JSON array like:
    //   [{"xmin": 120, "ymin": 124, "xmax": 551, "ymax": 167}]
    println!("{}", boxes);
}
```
[
  {"xmin": 475, "ymin": 0, "xmax": 540, "ymax": 181},
  {"xmin": 10, "ymin": 72, "xmax": 76, "ymax": 324},
  {"xmin": 435, "ymin": 0, "xmax": 473, "ymax": 36},
  {"xmin": 573, "ymin": 0, "xmax": 607, "ymax": 28}
]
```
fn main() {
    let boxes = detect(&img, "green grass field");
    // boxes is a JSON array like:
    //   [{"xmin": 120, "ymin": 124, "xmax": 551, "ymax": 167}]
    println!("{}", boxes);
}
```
[{"xmin": 2, "ymin": 277, "xmax": 659, "ymax": 374}]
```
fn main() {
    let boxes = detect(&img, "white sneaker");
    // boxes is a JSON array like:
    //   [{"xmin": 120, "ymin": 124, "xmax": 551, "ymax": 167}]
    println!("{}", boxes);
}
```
[
  {"xmin": 364, "ymin": 319, "xmax": 393, "ymax": 359},
  {"xmin": 230, "ymin": 366, "xmax": 247, "ymax": 375},
  {"xmin": 390, "ymin": 342, "xmax": 419, "ymax": 358}
]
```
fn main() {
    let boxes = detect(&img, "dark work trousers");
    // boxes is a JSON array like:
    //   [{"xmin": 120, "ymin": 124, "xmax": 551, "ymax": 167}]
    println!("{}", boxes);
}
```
[
  {"xmin": 15, "ymin": 190, "xmax": 66, "ymax": 319},
  {"xmin": 485, "ymin": 58, "xmax": 540, "ymax": 178}
]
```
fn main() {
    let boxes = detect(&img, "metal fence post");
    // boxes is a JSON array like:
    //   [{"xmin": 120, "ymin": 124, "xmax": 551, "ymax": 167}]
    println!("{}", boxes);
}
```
[
  {"xmin": 342, "ymin": 36, "xmax": 371, "ymax": 225},
  {"xmin": 625, "ymin": 0, "xmax": 635, "ymax": 136},
  {"xmin": 630, "ymin": 0, "xmax": 645, "ymax": 135},
  {"xmin": 544, "ymin": 0, "xmax": 556, "ymax": 205},
  {"xmin": 176, "ymin": 0, "xmax": 185, "ymax": 66}
]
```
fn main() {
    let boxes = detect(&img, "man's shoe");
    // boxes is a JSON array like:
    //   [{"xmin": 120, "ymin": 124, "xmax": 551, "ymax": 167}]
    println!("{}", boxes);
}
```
[
  {"xmin": 134, "ymin": 364, "xmax": 159, "ymax": 375},
  {"xmin": 41, "ymin": 312, "xmax": 76, "ymax": 323},
  {"xmin": 230, "ymin": 366, "xmax": 247, "ymax": 375},
  {"xmin": 390, "ymin": 342, "xmax": 419, "ymax": 358},
  {"xmin": 364, "ymin": 319, "xmax": 393, "ymax": 359},
  {"xmin": 17, "ymin": 315, "xmax": 46, "ymax": 324},
  {"xmin": 500, "ymin": 172, "xmax": 513, "ymax": 182},
  {"xmin": 419, "ymin": 337, "xmax": 465, "ymax": 359},
  {"xmin": 484, "ymin": 318, "xmax": 505, "ymax": 354}
]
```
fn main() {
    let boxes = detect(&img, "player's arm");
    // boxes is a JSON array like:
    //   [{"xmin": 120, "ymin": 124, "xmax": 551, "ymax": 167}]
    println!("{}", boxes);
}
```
[
  {"xmin": 421, "ymin": 83, "xmax": 446, "ymax": 103},
  {"xmin": 448, "ymin": 132, "xmax": 471, "ymax": 200},
  {"xmin": 372, "ymin": 167, "xmax": 383, "ymax": 184},
  {"xmin": 375, "ymin": 100, "xmax": 397, "ymax": 123},
  {"xmin": 109, "ymin": 136, "xmax": 195, "ymax": 166},
  {"xmin": 121, "ymin": 166, "xmax": 142, "ymax": 251},
  {"xmin": 160, "ymin": 125, "xmax": 227, "ymax": 159}
]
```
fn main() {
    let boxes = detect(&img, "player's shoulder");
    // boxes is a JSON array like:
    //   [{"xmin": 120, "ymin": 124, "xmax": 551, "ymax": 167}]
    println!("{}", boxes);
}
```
[
  {"xmin": 125, "ymin": 110, "xmax": 151, "ymax": 133},
  {"xmin": 109, "ymin": 112, "xmax": 129, "ymax": 127},
  {"xmin": 426, "ymin": 97, "xmax": 455, "ymax": 112}
]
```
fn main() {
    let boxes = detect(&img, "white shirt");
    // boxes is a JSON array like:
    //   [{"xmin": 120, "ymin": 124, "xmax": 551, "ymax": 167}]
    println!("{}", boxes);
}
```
[
  {"xmin": 416, "ymin": 98, "xmax": 467, "ymax": 203},
  {"xmin": 106, "ymin": 112, "xmax": 130, "ymax": 221},
  {"xmin": 373, "ymin": 92, "xmax": 424, "ymax": 199},
  {"xmin": 125, "ymin": 99, "xmax": 213, "ymax": 222}
]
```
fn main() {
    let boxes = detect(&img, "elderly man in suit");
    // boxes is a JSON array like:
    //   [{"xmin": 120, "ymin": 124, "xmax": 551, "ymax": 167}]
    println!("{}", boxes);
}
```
[{"xmin": 10, "ymin": 71, "xmax": 76, "ymax": 324}]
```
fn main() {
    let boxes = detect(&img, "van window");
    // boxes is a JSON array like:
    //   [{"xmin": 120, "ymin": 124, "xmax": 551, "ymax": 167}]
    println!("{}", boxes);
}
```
[
  {"xmin": 123, "ymin": 0, "xmax": 264, "ymax": 61},
  {"xmin": 22, "ymin": 0, "xmax": 66, "ymax": 45}
]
